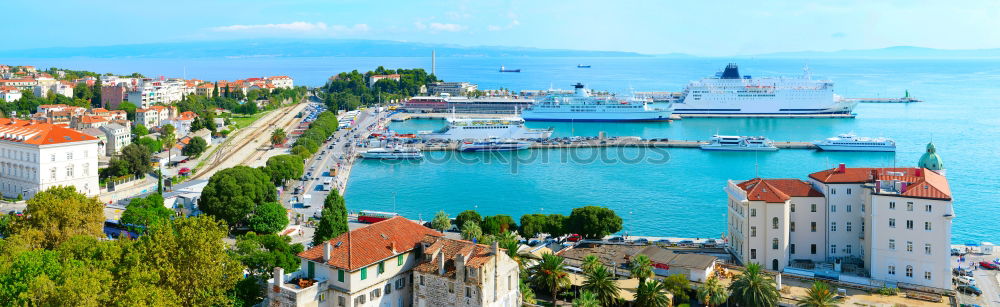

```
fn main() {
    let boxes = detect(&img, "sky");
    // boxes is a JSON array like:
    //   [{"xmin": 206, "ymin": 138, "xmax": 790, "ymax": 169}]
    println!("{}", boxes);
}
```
[{"xmin": 4, "ymin": 0, "xmax": 1000, "ymax": 56}]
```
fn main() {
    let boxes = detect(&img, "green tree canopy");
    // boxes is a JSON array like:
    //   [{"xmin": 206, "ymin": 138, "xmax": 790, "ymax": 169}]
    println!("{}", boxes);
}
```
[
  {"xmin": 634, "ymin": 280, "xmax": 671, "ymax": 307},
  {"xmin": 481, "ymin": 214, "xmax": 516, "ymax": 235},
  {"xmin": 662, "ymin": 274, "xmax": 691, "ymax": 304},
  {"xmin": 264, "ymin": 154, "xmax": 305, "ymax": 186},
  {"xmin": 796, "ymin": 281, "xmax": 841, "ymax": 307},
  {"xmin": 133, "ymin": 124, "xmax": 149, "ymax": 136},
  {"xmin": 461, "ymin": 222, "xmax": 484, "ymax": 242},
  {"xmin": 455, "ymin": 210, "xmax": 482, "ymax": 230},
  {"xmin": 270, "ymin": 128, "xmax": 287, "ymax": 146},
  {"xmin": 312, "ymin": 190, "xmax": 349, "ymax": 246},
  {"xmin": 567, "ymin": 206, "xmax": 622, "ymax": 239},
  {"xmin": 431, "ymin": 211, "xmax": 451, "ymax": 232},
  {"xmin": 182, "ymin": 136, "xmax": 208, "ymax": 157},
  {"xmin": 119, "ymin": 143, "xmax": 153, "ymax": 176},
  {"xmin": 529, "ymin": 253, "xmax": 571, "ymax": 305},
  {"xmin": 198, "ymin": 166, "xmax": 276, "ymax": 230},
  {"xmin": 232, "ymin": 232, "xmax": 304, "ymax": 280},
  {"xmin": 582, "ymin": 265, "xmax": 620, "ymax": 307},
  {"xmin": 247, "ymin": 202, "xmax": 288, "ymax": 234},
  {"xmin": 728, "ymin": 263, "xmax": 779, "ymax": 307},
  {"xmin": 120, "ymin": 193, "xmax": 173, "ymax": 233},
  {"xmin": 698, "ymin": 277, "xmax": 730, "ymax": 307},
  {"xmin": 134, "ymin": 136, "xmax": 163, "ymax": 154},
  {"xmin": 10, "ymin": 186, "xmax": 104, "ymax": 249}
]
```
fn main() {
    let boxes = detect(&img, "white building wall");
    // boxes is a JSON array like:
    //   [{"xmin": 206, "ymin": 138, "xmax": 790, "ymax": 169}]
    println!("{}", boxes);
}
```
[
  {"xmin": 788, "ymin": 196, "xmax": 827, "ymax": 262},
  {"xmin": 868, "ymin": 195, "xmax": 953, "ymax": 289},
  {"xmin": 0, "ymin": 140, "xmax": 99, "ymax": 199},
  {"xmin": 822, "ymin": 183, "xmax": 866, "ymax": 261}
]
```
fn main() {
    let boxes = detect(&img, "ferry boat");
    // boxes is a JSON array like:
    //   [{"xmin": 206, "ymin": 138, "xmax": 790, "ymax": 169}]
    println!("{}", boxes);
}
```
[
  {"xmin": 499, "ymin": 65, "xmax": 521, "ymax": 73},
  {"xmin": 700, "ymin": 135, "xmax": 779, "ymax": 151},
  {"xmin": 813, "ymin": 133, "xmax": 896, "ymax": 152},
  {"xmin": 417, "ymin": 114, "xmax": 553, "ymax": 141},
  {"xmin": 458, "ymin": 138, "xmax": 531, "ymax": 152},
  {"xmin": 360, "ymin": 145, "xmax": 423, "ymax": 159},
  {"xmin": 673, "ymin": 64, "xmax": 857, "ymax": 116},
  {"xmin": 521, "ymin": 83, "xmax": 673, "ymax": 122}
]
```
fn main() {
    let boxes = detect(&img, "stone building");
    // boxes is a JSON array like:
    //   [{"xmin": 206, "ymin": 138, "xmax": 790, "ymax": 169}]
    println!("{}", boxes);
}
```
[{"xmin": 412, "ymin": 236, "xmax": 520, "ymax": 307}]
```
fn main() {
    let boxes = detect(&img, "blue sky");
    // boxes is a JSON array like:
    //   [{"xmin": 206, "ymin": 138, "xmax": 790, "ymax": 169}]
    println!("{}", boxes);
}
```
[{"xmin": 5, "ymin": 0, "xmax": 1000, "ymax": 56}]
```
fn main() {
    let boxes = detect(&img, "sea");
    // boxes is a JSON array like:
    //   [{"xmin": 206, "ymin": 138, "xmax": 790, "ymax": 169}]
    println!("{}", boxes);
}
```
[{"xmin": 9, "ymin": 56, "xmax": 999, "ymax": 243}]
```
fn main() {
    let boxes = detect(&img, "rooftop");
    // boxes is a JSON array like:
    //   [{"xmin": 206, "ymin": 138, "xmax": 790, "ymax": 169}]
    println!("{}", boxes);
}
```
[
  {"xmin": 298, "ymin": 217, "xmax": 442, "ymax": 271},
  {"xmin": 0, "ymin": 118, "xmax": 98, "ymax": 145},
  {"xmin": 736, "ymin": 178, "xmax": 824, "ymax": 203},
  {"xmin": 412, "ymin": 235, "xmax": 501, "ymax": 278},
  {"xmin": 809, "ymin": 166, "xmax": 951, "ymax": 200}
]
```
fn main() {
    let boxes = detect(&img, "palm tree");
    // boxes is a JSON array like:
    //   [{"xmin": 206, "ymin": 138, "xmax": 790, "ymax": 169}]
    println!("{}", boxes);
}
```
[
  {"xmin": 519, "ymin": 279, "xmax": 537, "ymax": 305},
  {"xmin": 630, "ymin": 254, "xmax": 653, "ymax": 284},
  {"xmin": 634, "ymin": 280, "xmax": 671, "ymax": 307},
  {"xmin": 583, "ymin": 265, "xmax": 620, "ymax": 306},
  {"xmin": 530, "ymin": 253, "xmax": 571, "ymax": 305},
  {"xmin": 728, "ymin": 263, "xmax": 780, "ymax": 307},
  {"xmin": 796, "ymin": 281, "xmax": 841, "ymax": 307},
  {"xmin": 573, "ymin": 291, "xmax": 600, "ymax": 307},
  {"xmin": 582, "ymin": 254, "xmax": 602, "ymax": 274},
  {"xmin": 697, "ymin": 277, "xmax": 729, "ymax": 307}
]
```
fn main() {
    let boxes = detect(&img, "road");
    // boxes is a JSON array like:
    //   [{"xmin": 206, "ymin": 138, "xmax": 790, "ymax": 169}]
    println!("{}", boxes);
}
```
[{"xmin": 954, "ymin": 251, "xmax": 1000, "ymax": 306}]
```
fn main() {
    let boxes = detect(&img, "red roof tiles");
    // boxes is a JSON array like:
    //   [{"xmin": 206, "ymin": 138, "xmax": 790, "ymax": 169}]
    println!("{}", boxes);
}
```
[
  {"xmin": 298, "ymin": 217, "xmax": 442, "ymax": 271},
  {"xmin": 413, "ymin": 235, "xmax": 499, "ymax": 277},
  {"xmin": 0, "ymin": 118, "xmax": 98, "ymax": 145},
  {"xmin": 737, "ymin": 178, "xmax": 823, "ymax": 203},
  {"xmin": 809, "ymin": 167, "xmax": 951, "ymax": 200}
]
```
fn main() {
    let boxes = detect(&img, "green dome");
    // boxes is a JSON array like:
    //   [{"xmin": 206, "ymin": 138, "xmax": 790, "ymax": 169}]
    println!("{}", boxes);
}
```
[{"xmin": 918, "ymin": 142, "xmax": 944, "ymax": 171}]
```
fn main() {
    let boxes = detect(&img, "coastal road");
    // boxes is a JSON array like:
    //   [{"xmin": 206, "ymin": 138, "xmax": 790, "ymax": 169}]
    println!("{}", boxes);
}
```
[{"xmin": 954, "ymin": 251, "xmax": 1000, "ymax": 307}]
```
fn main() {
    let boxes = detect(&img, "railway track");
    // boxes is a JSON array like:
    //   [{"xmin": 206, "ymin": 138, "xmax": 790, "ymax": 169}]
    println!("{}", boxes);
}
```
[{"xmin": 190, "ymin": 101, "xmax": 306, "ymax": 180}]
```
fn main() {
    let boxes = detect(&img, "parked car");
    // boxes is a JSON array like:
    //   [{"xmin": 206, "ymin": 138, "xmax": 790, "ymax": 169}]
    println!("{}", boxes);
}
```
[
  {"xmin": 566, "ymin": 234, "xmax": 582, "ymax": 242},
  {"xmin": 954, "ymin": 276, "xmax": 976, "ymax": 285},
  {"xmin": 959, "ymin": 304, "xmax": 983, "ymax": 307},
  {"xmin": 978, "ymin": 261, "xmax": 998, "ymax": 270},
  {"xmin": 951, "ymin": 248, "xmax": 967, "ymax": 256},
  {"xmin": 954, "ymin": 267, "xmax": 973, "ymax": 276},
  {"xmin": 655, "ymin": 239, "xmax": 672, "ymax": 244},
  {"xmin": 633, "ymin": 238, "xmax": 649, "ymax": 244},
  {"xmin": 528, "ymin": 240, "xmax": 541, "ymax": 247},
  {"xmin": 957, "ymin": 285, "xmax": 982, "ymax": 296},
  {"xmin": 608, "ymin": 237, "xmax": 625, "ymax": 243}
]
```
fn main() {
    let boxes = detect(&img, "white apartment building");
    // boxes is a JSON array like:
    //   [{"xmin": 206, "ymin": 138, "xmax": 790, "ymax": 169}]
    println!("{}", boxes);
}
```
[
  {"xmin": 127, "ymin": 79, "xmax": 184, "ymax": 108},
  {"xmin": 269, "ymin": 217, "xmax": 443, "ymax": 307},
  {"xmin": 412, "ymin": 236, "xmax": 521, "ymax": 307},
  {"xmin": 726, "ymin": 147, "xmax": 951, "ymax": 290},
  {"xmin": 0, "ymin": 86, "xmax": 22, "ymax": 102},
  {"xmin": 99, "ymin": 123, "xmax": 131, "ymax": 156},
  {"xmin": 268, "ymin": 76, "xmax": 294, "ymax": 89},
  {"xmin": 0, "ymin": 118, "xmax": 100, "ymax": 199},
  {"xmin": 135, "ymin": 106, "xmax": 173, "ymax": 128}
]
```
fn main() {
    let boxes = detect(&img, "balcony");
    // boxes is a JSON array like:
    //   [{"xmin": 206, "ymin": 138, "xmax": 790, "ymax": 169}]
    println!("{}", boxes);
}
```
[{"xmin": 268, "ymin": 270, "xmax": 327, "ymax": 306}]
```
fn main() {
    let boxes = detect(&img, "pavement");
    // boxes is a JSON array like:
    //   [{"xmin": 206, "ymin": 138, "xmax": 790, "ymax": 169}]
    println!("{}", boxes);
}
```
[{"xmin": 953, "ymin": 248, "xmax": 1000, "ymax": 306}]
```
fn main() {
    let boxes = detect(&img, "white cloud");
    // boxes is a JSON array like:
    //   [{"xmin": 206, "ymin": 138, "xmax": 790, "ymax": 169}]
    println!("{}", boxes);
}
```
[
  {"xmin": 487, "ymin": 18, "xmax": 519, "ymax": 31},
  {"xmin": 210, "ymin": 21, "xmax": 369, "ymax": 35},
  {"xmin": 414, "ymin": 22, "xmax": 466, "ymax": 33}
]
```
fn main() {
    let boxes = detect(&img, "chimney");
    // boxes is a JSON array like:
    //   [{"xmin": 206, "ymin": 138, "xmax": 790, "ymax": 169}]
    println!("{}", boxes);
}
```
[
  {"xmin": 323, "ymin": 242, "xmax": 332, "ymax": 262},
  {"xmin": 837, "ymin": 163, "xmax": 846, "ymax": 173},
  {"xmin": 437, "ymin": 250, "xmax": 446, "ymax": 275},
  {"xmin": 273, "ymin": 267, "xmax": 285, "ymax": 291},
  {"xmin": 456, "ymin": 253, "xmax": 466, "ymax": 281},
  {"xmin": 915, "ymin": 168, "xmax": 923, "ymax": 177}
]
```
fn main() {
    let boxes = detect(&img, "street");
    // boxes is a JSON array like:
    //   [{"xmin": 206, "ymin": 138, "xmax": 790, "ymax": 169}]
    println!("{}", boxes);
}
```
[{"xmin": 954, "ymin": 250, "xmax": 1000, "ymax": 307}]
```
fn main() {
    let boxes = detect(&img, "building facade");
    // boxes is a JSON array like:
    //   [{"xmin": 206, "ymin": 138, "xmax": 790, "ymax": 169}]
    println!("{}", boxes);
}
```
[
  {"xmin": 412, "ymin": 236, "xmax": 521, "ymax": 307},
  {"xmin": 726, "ymin": 157, "xmax": 952, "ymax": 290},
  {"xmin": 0, "ymin": 118, "xmax": 100, "ymax": 198},
  {"xmin": 427, "ymin": 82, "xmax": 477, "ymax": 96},
  {"xmin": 100, "ymin": 123, "xmax": 131, "ymax": 156}
]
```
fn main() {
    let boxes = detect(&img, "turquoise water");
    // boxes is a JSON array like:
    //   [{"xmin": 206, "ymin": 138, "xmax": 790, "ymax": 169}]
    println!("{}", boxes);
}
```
[{"xmin": 11, "ymin": 56, "xmax": 999, "ymax": 242}]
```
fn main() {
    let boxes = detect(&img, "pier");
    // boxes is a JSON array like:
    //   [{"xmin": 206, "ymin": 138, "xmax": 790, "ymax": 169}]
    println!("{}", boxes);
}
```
[
  {"xmin": 390, "ymin": 112, "xmax": 855, "ymax": 121},
  {"xmin": 397, "ymin": 138, "xmax": 818, "ymax": 152}
]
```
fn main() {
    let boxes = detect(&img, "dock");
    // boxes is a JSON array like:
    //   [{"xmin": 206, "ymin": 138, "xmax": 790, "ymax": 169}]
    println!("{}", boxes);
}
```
[
  {"xmin": 391, "ymin": 112, "xmax": 854, "ymax": 121},
  {"xmin": 844, "ymin": 97, "xmax": 921, "ymax": 104},
  {"xmin": 403, "ymin": 138, "xmax": 817, "ymax": 152}
]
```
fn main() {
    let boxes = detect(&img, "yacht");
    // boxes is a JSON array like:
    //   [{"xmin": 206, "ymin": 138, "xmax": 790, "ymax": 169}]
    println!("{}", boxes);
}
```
[
  {"xmin": 700, "ymin": 135, "xmax": 779, "ymax": 151},
  {"xmin": 418, "ymin": 115, "xmax": 553, "ymax": 141},
  {"xmin": 673, "ymin": 64, "xmax": 857, "ymax": 116},
  {"xmin": 360, "ymin": 145, "xmax": 423, "ymax": 159},
  {"xmin": 813, "ymin": 133, "xmax": 896, "ymax": 152},
  {"xmin": 521, "ymin": 83, "xmax": 673, "ymax": 122},
  {"xmin": 458, "ymin": 138, "xmax": 531, "ymax": 152}
]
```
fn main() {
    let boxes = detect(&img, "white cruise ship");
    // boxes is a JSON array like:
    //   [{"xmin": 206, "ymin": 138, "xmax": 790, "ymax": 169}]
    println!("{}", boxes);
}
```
[
  {"xmin": 458, "ymin": 138, "xmax": 531, "ymax": 152},
  {"xmin": 418, "ymin": 116, "xmax": 553, "ymax": 141},
  {"xmin": 673, "ymin": 64, "xmax": 857, "ymax": 116},
  {"xmin": 813, "ymin": 133, "xmax": 896, "ymax": 152},
  {"xmin": 521, "ymin": 83, "xmax": 673, "ymax": 122},
  {"xmin": 700, "ymin": 135, "xmax": 779, "ymax": 151},
  {"xmin": 360, "ymin": 146, "xmax": 423, "ymax": 159}
]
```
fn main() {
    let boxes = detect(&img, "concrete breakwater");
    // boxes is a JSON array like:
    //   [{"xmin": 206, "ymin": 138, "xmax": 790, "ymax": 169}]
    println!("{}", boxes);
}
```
[{"xmin": 409, "ymin": 138, "xmax": 817, "ymax": 151}]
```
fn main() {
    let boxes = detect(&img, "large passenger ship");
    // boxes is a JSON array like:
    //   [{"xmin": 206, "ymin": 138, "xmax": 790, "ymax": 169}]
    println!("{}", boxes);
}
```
[
  {"xmin": 521, "ymin": 83, "xmax": 673, "ymax": 122},
  {"xmin": 813, "ymin": 133, "xmax": 896, "ymax": 152},
  {"xmin": 673, "ymin": 64, "xmax": 857, "ymax": 116},
  {"xmin": 417, "ymin": 115, "xmax": 553, "ymax": 140}
]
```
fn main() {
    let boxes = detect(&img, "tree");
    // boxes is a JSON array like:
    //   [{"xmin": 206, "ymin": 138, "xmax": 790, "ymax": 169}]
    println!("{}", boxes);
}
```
[
  {"xmin": 519, "ymin": 280, "xmax": 536, "ymax": 305},
  {"xmin": 119, "ymin": 143, "xmax": 153, "ymax": 176},
  {"xmin": 662, "ymin": 274, "xmax": 690, "ymax": 304},
  {"xmin": 796, "ymin": 281, "xmax": 841, "ymax": 307},
  {"xmin": 728, "ymin": 263, "xmax": 779, "ymax": 307},
  {"xmin": 698, "ymin": 277, "xmax": 729, "ymax": 307},
  {"xmin": 545, "ymin": 214, "xmax": 569, "ymax": 237},
  {"xmin": 120, "ymin": 193, "xmax": 173, "ymax": 233},
  {"xmin": 530, "ymin": 253, "xmax": 570, "ymax": 305},
  {"xmin": 518, "ymin": 214, "xmax": 546, "ymax": 238},
  {"xmin": 9, "ymin": 186, "xmax": 104, "ymax": 249},
  {"xmin": 133, "ymin": 124, "xmax": 149, "ymax": 136},
  {"xmin": 582, "ymin": 254, "xmax": 602, "ymax": 274},
  {"xmin": 431, "ymin": 211, "xmax": 451, "ymax": 232},
  {"xmin": 481, "ymin": 214, "xmax": 516, "ymax": 235},
  {"xmin": 582, "ymin": 265, "xmax": 620, "ymax": 307},
  {"xmin": 159, "ymin": 124, "xmax": 176, "ymax": 150},
  {"xmin": 572, "ymin": 291, "xmax": 600, "ymax": 307},
  {"xmin": 232, "ymin": 232, "xmax": 305, "ymax": 280},
  {"xmin": 247, "ymin": 202, "xmax": 288, "ymax": 234},
  {"xmin": 634, "ymin": 280, "xmax": 671, "ymax": 307},
  {"xmin": 183, "ymin": 136, "xmax": 208, "ymax": 157},
  {"xmin": 134, "ymin": 136, "xmax": 163, "ymax": 154},
  {"xmin": 291, "ymin": 145, "xmax": 310, "ymax": 159},
  {"xmin": 630, "ymin": 254, "xmax": 653, "ymax": 285},
  {"xmin": 312, "ymin": 190, "xmax": 349, "ymax": 246},
  {"xmin": 455, "ymin": 210, "xmax": 482, "ymax": 230},
  {"xmin": 461, "ymin": 222, "xmax": 483, "ymax": 242},
  {"xmin": 567, "ymin": 206, "xmax": 622, "ymax": 239},
  {"xmin": 118, "ymin": 101, "xmax": 137, "ymax": 120},
  {"xmin": 198, "ymin": 166, "xmax": 276, "ymax": 230},
  {"xmin": 264, "ymin": 154, "xmax": 305, "ymax": 186},
  {"xmin": 270, "ymin": 128, "xmax": 287, "ymax": 146}
]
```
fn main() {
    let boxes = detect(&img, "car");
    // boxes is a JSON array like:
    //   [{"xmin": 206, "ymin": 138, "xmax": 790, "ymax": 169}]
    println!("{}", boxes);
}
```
[
  {"xmin": 527, "ymin": 240, "xmax": 541, "ymax": 247},
  {"xmin": 957, "ymin": 285, "xmax": 982, "ymax": 296},
  {"xmin": 566, "ymin": 234, "xmax": 583, "ymax": 242},
  {"xmin": 607, "ymin": 237, "xmax": 625, "ymax": 243},
  {"xmin": 633, "ymin": 238, "xmax": 649, "ymax": 244},
  {"xmin": 954, "ymin": 275, "xmax": 976, "ymax": 285},
  {"xmin": 656, "ymin": 239, "xmax": 672, "ymax": 244},
  {"xmin": 951, "ymin": 248, "xmax": 967, "ymax": 256},
  {"xmin": 978, "ymin": 261, "xmax": 998, "ymax": 270},
  {"xmin": 954, "ymin": 267, "xmax": 973, "ymax": 276}
]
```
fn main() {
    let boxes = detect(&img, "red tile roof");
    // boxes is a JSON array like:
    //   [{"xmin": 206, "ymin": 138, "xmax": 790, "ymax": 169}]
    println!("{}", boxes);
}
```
[
  {"xmin": 737, "ymin": 178, "xmax": 823, "ymax": 203},
  {"xmin": 0, "ymin": 118, "xmax": 98, "ymax": 145},
  {"xmin": 78, "ymin": 116, "xmax": 107, "ymax": 124},
  {"xmin": 298, "ymin": 216, "xmax": 442, "ymax": 271},
  {"xmin": 413, "ymin": 235, "xmax": 500, "ymax": 277},
  {"xmin": 809, "ymin": 167, "xmax": 951, "ymax": 200}
]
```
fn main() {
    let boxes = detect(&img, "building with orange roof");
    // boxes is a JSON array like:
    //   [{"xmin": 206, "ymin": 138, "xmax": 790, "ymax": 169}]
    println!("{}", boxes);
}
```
[
  {"xmin": 411, "ymin": 235, "xmax": 521, "ymax": 307},
  {"xmin": 0, "ymin": 86, "xmax": 22, "ymax": 102},
  {"xmin": 135, "ymin": 105, "xmax": 173, "ymax": 128},
  {"xmin": 368, "ymin": 74, "xmax": 400, "ymax": 87},
  {"xmin": 269, "ymin": 217, "xmax": 443, "ymax": 307},
  {"xmin": 0, "ymin": 118, "xmax": 100, "ymax": 198},
  {"xmin": 0, "ymin": 78, "xmax": 38, "ymax": 90},
  {"xmin": 70, "ymin": 115, "xmax": 108, "ymax": 129},
  {"xmin": 725, "ymin": 156, "xmax": 953, "ymax": 290}
]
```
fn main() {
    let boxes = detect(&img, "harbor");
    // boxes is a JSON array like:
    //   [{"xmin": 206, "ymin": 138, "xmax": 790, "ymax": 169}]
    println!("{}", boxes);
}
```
[{"xmin": 374, "ymin": 137, "xmax": 819, "ymax": 152}]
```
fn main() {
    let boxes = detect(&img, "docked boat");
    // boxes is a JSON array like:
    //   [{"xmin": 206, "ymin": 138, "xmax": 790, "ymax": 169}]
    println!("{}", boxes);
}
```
[
  {"xmin": 458, "ymin": 138, "xmax": 531, "ymax": 152},
  {"xmin": 360, "ymin": 145, "xmax": 423, "ymax": 159},
  {"xmin": 499, "ymin": 65, "xmax": 521, "ymax": 73},
  {"xmin": 813, "ymin": 133, "xmax": 896, "ymax": 152},
  {"xmin": 672, "ymin": 64, "xmax": 857, "ymax": 116},
  {"xmin": 577, "ymin": 64, "xmax": 591, "ymax": 68},
  {"xmin": 417, "ymin": 115, "xmax": 553, "ymax": 141},
  {"xmin": 521, "ymin": 83, "xmax": 673, "ymax": 122},
  {"xmin": 700, "ymin": 135, "xmax": 779, "ymax": 151}
]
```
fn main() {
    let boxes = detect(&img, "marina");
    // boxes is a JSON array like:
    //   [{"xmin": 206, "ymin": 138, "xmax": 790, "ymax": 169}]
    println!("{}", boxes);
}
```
[{"xmin": 362, "ymin": 136, "xmax": 818, "ymax": 152}]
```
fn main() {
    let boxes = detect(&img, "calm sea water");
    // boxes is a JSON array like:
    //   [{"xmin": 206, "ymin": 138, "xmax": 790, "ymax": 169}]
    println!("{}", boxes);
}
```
[{"xmin": 12, "ymin": 56, "xmax": 999, "ymax": 243}]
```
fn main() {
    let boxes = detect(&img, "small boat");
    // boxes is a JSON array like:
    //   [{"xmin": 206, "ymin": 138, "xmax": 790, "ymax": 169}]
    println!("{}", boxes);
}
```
[
  {"xmin": 458, "ymin": 138, "xmax": 530, "ymax": 152},
  {"xmin": 813, "ymin": 133, "xmax": 895, "ymax": 152},
  {"xmin": 499, "ymin": 65, "xmax": 521, "ymax": 73},
  {"xmin": 577, "ymin": 64, "xmax": 591, "ymax": 68},
  {"xmin": 700, "ymin": 135, "xmax": 778, "ymax": 151},
  {"xmin": 360, "ymin": 145, "xmax": 422, "ymax": 159}
]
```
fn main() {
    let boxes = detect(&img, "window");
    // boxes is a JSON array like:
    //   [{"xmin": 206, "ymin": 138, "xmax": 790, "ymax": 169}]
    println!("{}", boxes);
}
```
[
  {"xmin": 906, "ymin": 220, "xmax": 913, "ymax": 230},
  {"xmin": 750, "ymin": 209, "xmax": 756, "ymax": 217},
  {"xmin": 861, "ymin": 221, "xmax": 865, "ymax": 232},
  {"xmin": 846, "ymin": 205, "xmax": 852, "ymax": 212},
  {"xmin": 889, "ymin": 202, "xmax": 896, "ymax": 209},
  {"xmin": 338, "ymin": 296, "xmax": 346, "ymax": 306},
  {"xmin": 830, "ymin": 244, "xmax": 837, "ymax": 254},
  {"xmin": 397, "ymin": 254, "xmax": 404, "ymax": 266},
  {"xmin": 50, "ymin": 154, "xmax": 55, "ymax": 162},
  {"xmin": 889, "ymin": 239, "xmax": 896, "ymax": 250},
  {"xmin": 65, "ymin": 165, "xmax": 73, "ymax": 178},
  {"xmin": 846, "ymin": 188, "xmax": 852, "ymax": 195},
  {"xmin": 790, "ymin": 204, "xmax": 796, "ymax": 212},
  {"xmin": 906, "ymin": 202, "xmax": 913, "ymax": 211},
  {"xmin": 889, "ymin": 218, "xmax": 896, "ymax": 228},
  {"xmin": 360, "ymin": 267, "xmax": 367, "ymax": 280},
  {"xmin": 811, "ymin": 222, "xmax": 817, "ymax": 232},
  {"xmin": 370, "ymin": 288, "xmax": 380, "ymax": 299},
  {"xmin": 906, "ymin": 241, "xmax": 913, "ymax": 252},
  {"xmin": 791, "ymin": 244, "xmax": 796, "ymax": 254},
  {"xmin": 925, "ymin": 271, "xmax": 932, "ymax": 280},
  {"xmin": 811, "ymin": 204, "xmax": 817, "ymax": 212},
  {"xmin": 772, "ymin": 217, "xmax": 778, "ymax": 229},
  {"xmin": 448, "ymin": 282, "xmax": 454, "ymax": 293},
  {"xmin": 830, "ymin": 222, "xmax": 837, "ymax": 232},
  {"xmin": 790, "ymin": 222, "xmax": 796, "ymax": 232},
  {"xmin": 846, "ymin": 245, "xmax": 852, "ymax": 254},
  {"xmin": 67, "ymin": 152, "xmax": 73, "ymax": 160},
  {"xmin": 831, "ymin": 205, "xmax": 836, "ymax": 212},
  {"xmin": 82, "ymin": 163, "xmax": 89, "ymax": 176},
  {"xmin": 750, "ymin": 226, "xmax": 757, "ymax": 237},
  {"xmin": 396, "ymin": 278, "xmax": 406, "ymax": 289},
  {"xmin": 378, "ymin": 261, "xmax": 385, "ymax": 274},
  {"xmin": 925, "ymin": 204, "xmax": 932, "ymax": 212},
  {"xmin": 772, "ymin": 238, "xmax": 779, "ymax": 250},
  {"xmin": 811, "ymin": 244, "xmax": 817, "ymax": 254},
  {"xmin": 419, "ymin": 275, "xmax": 424, "ymax": 286},
  {"xmin": 831, "ymin": 188, "xmax": 836, "ymax": 195},
  {"xmin": 356, "ymin": 295, "xmax": 366, "ymax": 304},
  {"xmin": 905, "ymin": 265, "xmax": 913, "ymax": 277},
  {"xmin": 751, "ymin": 249, "xmax": 757, "ymax": 259},
  {"xmin": 862, "ymin": 204, "xmax": 866, "ymax": 212},
  {"xmin": 465, "ymin": 287, "xmax": 471, "ymax": 298},
  {"xmin": 924, "ymin": 222, "xmax": 931, "ymax": 231},
  {"xmin": 384, "ymin": 284, "xmax": 392, "ymax": 295},
  {"xmin": 925, "ymin": 243, "xmax": 932, "ymax": 255},
  {"xmin": 846, "ymin": 222, "xmax": 852, "ymax": 232},
  {"xmin": 888, "ymin": 265, "xmax": 896, "ymax": 275},
  {"xmin": 338, "ymin": 269, "xmax": 345, "ymax": 282}
]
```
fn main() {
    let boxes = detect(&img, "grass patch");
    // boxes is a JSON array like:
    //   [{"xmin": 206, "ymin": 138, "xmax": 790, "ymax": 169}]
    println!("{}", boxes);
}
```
[{"xmin": 229, "ymin": 110, "xmax": 273, "ymax": 129}]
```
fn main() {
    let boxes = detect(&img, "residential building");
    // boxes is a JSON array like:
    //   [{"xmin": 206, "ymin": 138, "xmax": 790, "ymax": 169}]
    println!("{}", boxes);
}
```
[
  {"xmin": 80, "ymin": 128, "xmax": 107, "ymax": 156},
  {"xmin": 127, "ymin": 79, "xmax": 184, "ymax": 108},
  {"xmin": 135, "ymin": 106, "xmax": 173, "ymax": 128},
  {"xmin": 196, "ymin": 83, "xmax": 215, "ymax": 97},
  {"xmin": 412, "ymin": 236, "xmax": 521, "ymax": 307},
  {"xmin": 99, "ymin": 123, "xmax": 131, "ymax": 156},
  {"xmin": 369, "ymin": 74, "xmax": 401, "ymax": 86},
  {"xmin": 0, "ymin": 118, "xmax": 100, "ymax": 198},
  {"xmin": 0, "ymin": 79, "xmax": 37, "ymax": 91},
  {"xmin": 0, "ymin": 86, "xmax": 22, "ymax": 102},
  {"xmin": 427, "ymin": 82, "xmax": 477, "ymax": 96},
  {"xmin": 71, "ymin": 115, "xmax": 108, "ymax": 129},
  {"xmin": 268, "ymin": 217, "xmax": 442, "ymax": 307},
  {"xmin": 164, "ymin": 111, "xmax": 197, "ymax": 136},
  {"xmin": 268, "ymin": 76, "xmax": 294, "ymax": 89},
  {"xmin": 102, "ymin": 85, "xmax": 129, "ymax": 109},
  {"xmin": 725, "ymin": 147, "xmax": 951, "ymax": 290}
]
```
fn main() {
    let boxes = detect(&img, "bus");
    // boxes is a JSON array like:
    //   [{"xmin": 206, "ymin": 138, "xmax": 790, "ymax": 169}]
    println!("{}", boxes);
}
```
[
  {"xmin": 357, "ymin": 210, "xmax": 399, "ymax": 224},
  {"xmin": 321, "ymin": 177, "xmax": 334, "ymax": 191}
]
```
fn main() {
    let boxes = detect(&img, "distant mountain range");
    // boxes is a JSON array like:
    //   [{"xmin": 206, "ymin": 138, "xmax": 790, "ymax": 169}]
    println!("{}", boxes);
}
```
[
  {"xmin": 752, "ymin": 46, "xmax": 1000, "ymax": 59},
  {"xmin": 0, "ymin": 39, "xmax": 646, "ymax": 58}
]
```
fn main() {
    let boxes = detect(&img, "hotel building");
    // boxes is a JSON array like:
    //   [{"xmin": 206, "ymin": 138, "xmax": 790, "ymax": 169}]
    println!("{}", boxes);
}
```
[{"xmin": 0, "ymin": 118, "xmax": 100, "ymax": 198}]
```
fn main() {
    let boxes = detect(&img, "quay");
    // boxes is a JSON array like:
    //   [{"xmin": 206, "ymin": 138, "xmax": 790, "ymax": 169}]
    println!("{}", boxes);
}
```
[
  {"xmin": 390, "ymin": 112, "xmax": 855, "ymax": 121},
  {"xmin": 399, "ymin": 138, "xmax": 817, "ymax": 151}
]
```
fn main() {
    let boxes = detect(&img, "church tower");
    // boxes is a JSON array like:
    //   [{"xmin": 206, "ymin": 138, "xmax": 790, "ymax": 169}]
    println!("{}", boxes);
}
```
[{"xmin": 918, "ymin": 142, "xmax": 945, "ymax": 176}]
